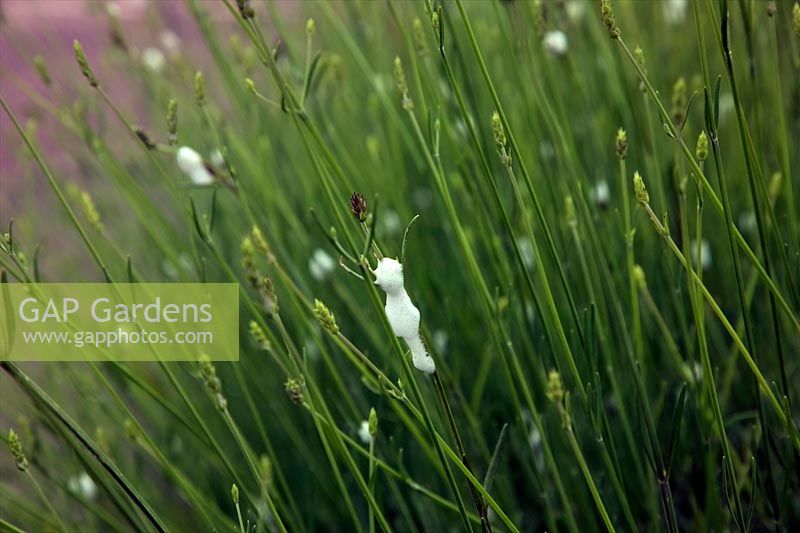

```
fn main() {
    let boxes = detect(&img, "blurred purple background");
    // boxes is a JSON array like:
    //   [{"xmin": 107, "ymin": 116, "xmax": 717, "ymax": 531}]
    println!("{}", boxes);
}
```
[
  {"xmin": 0, "ymin": 1, "xmax": 298, "ymax": 277},
  {"xmin": 1, "ymin": 0, "xmax": 227, "ymax": 186}
]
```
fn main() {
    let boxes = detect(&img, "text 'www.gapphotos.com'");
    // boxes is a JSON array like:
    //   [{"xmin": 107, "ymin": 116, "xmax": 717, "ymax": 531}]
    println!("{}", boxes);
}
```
[{"xmin": 21, "ymin": 329, "xmax": 214, "ymax": 349}]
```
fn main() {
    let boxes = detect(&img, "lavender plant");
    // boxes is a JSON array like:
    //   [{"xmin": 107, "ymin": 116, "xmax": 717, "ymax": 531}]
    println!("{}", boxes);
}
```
[{"xmin": 1, "ymin": 0, "xmax": 799, "ymax": 531}]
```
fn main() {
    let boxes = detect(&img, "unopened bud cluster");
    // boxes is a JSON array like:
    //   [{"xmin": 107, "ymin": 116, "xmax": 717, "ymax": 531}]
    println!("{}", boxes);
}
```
[
  {"xmin": 350, "ymin": 192, "xmax": 368, "ymax": 222},
  {"xmin": 615, "ymin": 128, "xmax": 628, "ymax": 159},
  {"xmin": 794, "ymin": 3, "xmax": 800, "ymax": 37},
  {"xmin": 492, "ymin": 112, "xmax": 512, "ymax": 168},
  {"xmin": 194, "ymin": 71, "xmax": 206, "ymax": 107},
  {"xmin": 545, "ymin": 370, "xmax": 564, "ymax": 404},
  {"xmin": 313, "ymin": 299, "xmax": 339, "ymax": 335},
  {"xmin": 633, "ymin": 171, "xmax": 649, "ymax": 204},
  {"xmin": 7, "ymin": 429, "xmax": 29, "ymax": 471},
  {"xmin": 251, "ymin": 226, "xmax": 272, "ymax": 259},
  {"xmin": 671, "ymin": 77, "xmax": 687, "ymax": 126},
  {"xmin": 695, "ymin": 131, "xmax": 709, "ymax": 161},
  {"xmin": 285, "ymin": 378, "xmax": 305, "ymax": 405},
  {"xmin": 601, "ymin": 0, "xmax": 620, "ymax": 39},
  {"xmin": 73, "ymin": 40, "xmax": 98, "ymax": 87},
  {"xmin": 199, "ymin": 355, "xmax": 227, "ymax": 410},
  {"xmin": 80, "ymin": 191, "xmax": 103, "ymax": 231},
  {"xmin": 260, "ymin": 276, "xmax": 279, "ymax": 316},
  {"xmin": 167, "ymin": 98, "xmax": 178, "ymax": 146},
  {"xmin": 241, "ymin": 227, "xmax": 277, "ymax": 315},
  {"xmin": 368, "ymin": 407, "xmax": 378, "ymax": 437},
  {"xmin": 241, "ymin": 236, "xmax": 259, "ymax": 288},
  {"xmin": 393, "ymin": 57, "xmax": 414, "ymax": 111},
  {"xmin": 249, "ymin": 320, "xmax": 271, "ymax": 351}
]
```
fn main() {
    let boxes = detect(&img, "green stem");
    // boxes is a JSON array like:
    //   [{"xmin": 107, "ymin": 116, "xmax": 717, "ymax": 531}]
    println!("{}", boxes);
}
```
[{"xmin": 25, "ymin": 470, "xmax": 68, "ymax": 532}]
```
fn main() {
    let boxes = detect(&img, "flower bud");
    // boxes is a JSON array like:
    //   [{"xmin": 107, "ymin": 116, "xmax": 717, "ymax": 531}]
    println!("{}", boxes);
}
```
[
  {"xmin": 249, "ymin": 320, "xmax": 271, "ymax": 351},
  {"xmin": 260, "ymin": 275, "xmax": 279, "ymax": 316},
  {"xmin": 350, "ymin": 192, "xmax": 368, "ymax": 222},
  {"xmin": 492, "ymin": 111, "xmax": 507, "ymax": 149},
  {"xmin": 194, "ymin": 71, "xmax": 206, "ymax": 107},
  {"xmin": 73, "ymin": 40, "xmax": 98, "ymax": 87},
  {"xmin": 7, "ymin": 429, "xmax": 28, "ymax": 471},
  {"xmin": 695, "ymin": 131, "xmax": 709, "ymax": 161},
  {"xmin": 199, "ymin": 354, "xmax": 222, "ymax": 394},
  {"xmin": 492, "ymin": 111, "xmax": 512, "ymax": 167},
  {"xmin": 313, "ymin": 299, "xmax": 339, "ymax": 335},
  {"xmin": 251, "ymin": 225, "xmax": 271, "ymax": 257},
  {"xmin": 393, "ymin": 56, "xmax": 408, "ymax": 96},
  {"xmin": 241, "ymin": 236, "xmax": 259, "ymax": 288},
  {"xmin": 671, "ymin": 77, "xmax": 687, "ymax": 126},
  {"xmin": 633, "ymin": 171, "xmax": 650, "ymax": 204},
  {"xmin": 368, "ymin": 407, "xmax": 378, "ymax": 437},
  {"xmin": 80, "ymin": 191, "xmax": 103, "ymax": 231},
  {"xmin": 601, "ymin": 0, "xmax": 620, "ymax": 39},
  {"xmin": 393, "ymin": 56, "xmax": 413, "ymax": 110},
  {"xmin": 215, "ymin": 393, "xmax": 228, "ymax": 412},
  {"xmin": 794, "ymin": 3, "xmax": 800, "ymax": 37},
  {"xmin": 285, "ymin": 378, "xmax": 305, "ymax": 405},
  {"xmin": 231, "ymin": 484, "xmax": 239, "ymax": 504},
  {"xmin": 166, "ymin": 98, "xmax": 178, "ymax": 145},
  {"xmin": 306, "ymin": 18, "xmax": 315, "ymax": 37},
  {"xmin": 545, "ymin": 370, "xmax": 564, "ymax": 404},
  {"xmin": 615, "ymin": 128, "xmax": 628, "ymax": 159}
]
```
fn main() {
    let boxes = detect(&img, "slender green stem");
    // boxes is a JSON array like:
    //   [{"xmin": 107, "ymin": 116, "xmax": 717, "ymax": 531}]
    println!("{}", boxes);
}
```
[
  {"xmin": 559, "ymin": 406, "xmax": 616, "ymax": 533},
  {"xmin": 25, "ymin": 470, "xmax": 68, "ymax": 532}
]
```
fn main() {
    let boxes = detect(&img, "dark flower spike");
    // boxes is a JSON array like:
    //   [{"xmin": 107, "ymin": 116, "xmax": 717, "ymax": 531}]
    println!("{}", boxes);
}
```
[
  {"xmin": 236, "ymin": 0, "xmax": 255, "ymax": 19},
  {"xmin": 350, "ymin": 192, "xmax": 367, "ymax": 222}
]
